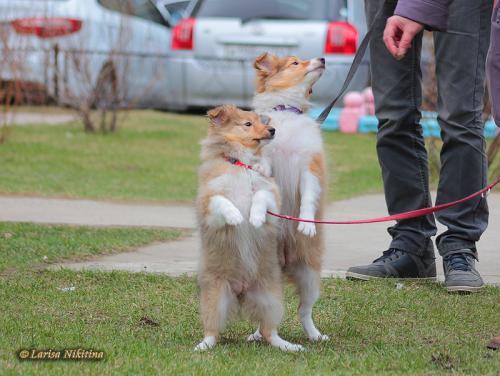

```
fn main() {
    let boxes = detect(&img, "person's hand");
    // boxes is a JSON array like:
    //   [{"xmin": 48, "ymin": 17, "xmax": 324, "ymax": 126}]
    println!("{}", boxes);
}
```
[{"xmin": 383, "ymin": 15, "xmax": 424, "ymax": 60}]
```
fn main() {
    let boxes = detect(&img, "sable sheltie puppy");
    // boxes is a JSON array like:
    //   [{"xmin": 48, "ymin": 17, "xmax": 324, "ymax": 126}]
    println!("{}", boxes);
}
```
[
  {"xmin": 195, "ymin": 105, "xmax": 303, "ymax": 352},
  {"xmin": 248, "ymin": 53, "xmax": 329, "ymax": 342}
]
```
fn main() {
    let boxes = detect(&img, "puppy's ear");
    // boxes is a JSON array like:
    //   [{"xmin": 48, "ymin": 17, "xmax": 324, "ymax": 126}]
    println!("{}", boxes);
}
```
[
  {"xmin": 207, "ymin": 106, "xmax": 228, "ymax": 126},
  {"xmin": 254, "ymin": 52, "xmax": 278, "ymax": 73}
]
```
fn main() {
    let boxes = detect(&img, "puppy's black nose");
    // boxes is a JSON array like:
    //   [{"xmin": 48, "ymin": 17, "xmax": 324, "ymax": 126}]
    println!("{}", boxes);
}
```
[
  {"xmin": 319, "ymin": 57, "xmax": 325, "ymax": 65},
  {"xmin": 269, "ymin": 127, "xmax": 276, "ymax": 136}
]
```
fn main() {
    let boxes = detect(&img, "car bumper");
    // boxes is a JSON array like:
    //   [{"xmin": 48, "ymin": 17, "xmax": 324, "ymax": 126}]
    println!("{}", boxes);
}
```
[
  {"xmin": 0, "ymin": 48, "xmax": 50, "ymax": 82},
  {"xmin": 166, "ymin": 55, "xmax": 370, "ymax": 109}
]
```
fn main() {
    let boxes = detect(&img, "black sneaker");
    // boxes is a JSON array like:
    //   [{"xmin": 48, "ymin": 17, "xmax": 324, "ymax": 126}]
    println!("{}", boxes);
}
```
[
  {"xmin": 346, "ymin": 249, "xmax": 437, "ymax": 280},
  {"xmin": 443, "ymin": 250, "xmax": 484, "ymax": 293}
]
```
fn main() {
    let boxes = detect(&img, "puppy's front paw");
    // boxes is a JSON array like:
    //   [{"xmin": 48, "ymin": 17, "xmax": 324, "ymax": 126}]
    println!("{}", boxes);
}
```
[
  {"xmin": 298, "ymin": 221, "xmax": 316, "ymax": 237},
  {"xmin": 249, "ymin": 211, "xmax": 266, "ymax": 228},
  {"xmin": 252, "ymin": 163, "xmax": 271, "ymax": 177},
  {"xmin": 224, "ymin": 207, "xmax": 244, "ymax": 226}
]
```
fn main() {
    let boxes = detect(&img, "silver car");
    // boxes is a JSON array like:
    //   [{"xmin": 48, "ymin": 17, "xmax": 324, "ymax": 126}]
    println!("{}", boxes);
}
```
[
  {"xmin": 0, "ymin": 0, "xmax": 189, "ymax": 108},
  {"xmin": 166, "ymin": 0, "xmax": 369, "ymax": 110}
]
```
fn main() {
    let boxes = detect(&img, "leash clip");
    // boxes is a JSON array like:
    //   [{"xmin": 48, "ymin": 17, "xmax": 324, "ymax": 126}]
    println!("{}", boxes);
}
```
[{"xmin": 481, "ymin": 189, "xmax": 491, "ymax": 199}]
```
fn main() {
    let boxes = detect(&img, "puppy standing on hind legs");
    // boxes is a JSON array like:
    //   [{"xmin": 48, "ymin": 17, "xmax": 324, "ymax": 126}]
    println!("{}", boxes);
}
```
[
  {"xmin": 195, "ymin": 105, "xmax": 303, "ymax": 352},
  {"xmin": 248, "ymin": 53, "xmax": 330, "ymax": 342}
]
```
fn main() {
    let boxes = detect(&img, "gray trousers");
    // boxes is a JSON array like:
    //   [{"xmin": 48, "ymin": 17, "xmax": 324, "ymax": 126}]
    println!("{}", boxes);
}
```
[
  {"xmin": 365, "ymin": 0, "xmax": 492, "ymax": 258},
  {"xmin": 487, "ymin": 0, "xmax": 500, "ymax": 126}
]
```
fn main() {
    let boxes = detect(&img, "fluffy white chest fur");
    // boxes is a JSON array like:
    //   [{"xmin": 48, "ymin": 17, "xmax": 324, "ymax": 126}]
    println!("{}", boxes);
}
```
[
  {"xmin": 262, "ymin": 111, "xmax": 323, "ymax": 160},
  {"xmin": 253, "ymin": 90, "xmax": 324, "ymax": 173},
  {"xmin": 254, "ymin": 92, "xmax": 325, "ymax": 238},
  {"xmin": 207, "ymin": 168, "xmax": 265, "ymax": 216}
]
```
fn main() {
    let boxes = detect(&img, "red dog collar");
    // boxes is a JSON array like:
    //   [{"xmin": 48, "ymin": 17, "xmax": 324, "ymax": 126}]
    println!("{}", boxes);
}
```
[{"xmin": 224, "ymin": 156, "xmax": 253, "ymax": 170}]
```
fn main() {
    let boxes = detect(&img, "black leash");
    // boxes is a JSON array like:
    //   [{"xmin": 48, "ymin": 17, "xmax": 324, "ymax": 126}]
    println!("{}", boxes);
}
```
[{"xmin": 316, "ymin": 5, "xmax": 385, "ymax": 124}]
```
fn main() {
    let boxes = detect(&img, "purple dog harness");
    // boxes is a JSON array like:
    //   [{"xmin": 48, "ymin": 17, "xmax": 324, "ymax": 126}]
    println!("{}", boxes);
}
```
[{"xmin": 272, "ymin": 104, "xmax": 303, "ymax": 114}]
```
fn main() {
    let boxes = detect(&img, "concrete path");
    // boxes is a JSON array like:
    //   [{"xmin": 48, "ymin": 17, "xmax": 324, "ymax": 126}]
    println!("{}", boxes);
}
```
[
  {"xmin": 0, "ymin": 112, "xmax": 76, "ymax": 126},
  {"xmin": 1, "ymin": 194, "xmax": 498, "ymax": 284},
  {"xmin": 0, "ymin": 196, "xmax": 196, "ymax": 229}
]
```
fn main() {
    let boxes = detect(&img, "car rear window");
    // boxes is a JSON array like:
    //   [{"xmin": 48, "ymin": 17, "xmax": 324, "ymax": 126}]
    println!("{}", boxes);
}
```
[
  {"xmin": 163, "ymin": 1, "xmax": 190, "ymax": 25},
  {"xmin": 194, "ymin": 0, "xmax": 346, "ymax": 21},
  {"xmin": 98, "ymin": 0, "xmax": 166, "ymax": 24}
]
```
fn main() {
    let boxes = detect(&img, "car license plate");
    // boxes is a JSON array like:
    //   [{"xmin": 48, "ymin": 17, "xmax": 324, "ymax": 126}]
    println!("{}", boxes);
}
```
[{"xmin": 223, "ymin": 44, "xmax": 292, "ymax": 59}]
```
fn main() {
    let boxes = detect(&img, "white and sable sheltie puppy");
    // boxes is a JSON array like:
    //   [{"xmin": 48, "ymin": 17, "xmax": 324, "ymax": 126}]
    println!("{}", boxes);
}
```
[
  {"xmin": 195, "ymin": 105, "xmax": 303, "ymax": 352},
  {"xmin": 248, "ymin": 53, "xmax": 329, "ymax": 342}
]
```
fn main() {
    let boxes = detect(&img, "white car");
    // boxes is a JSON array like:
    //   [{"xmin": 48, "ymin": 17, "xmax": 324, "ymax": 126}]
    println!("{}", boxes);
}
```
[
  {"xmin": 0, "ymin": 0, "xmax": 189, "ymax": 108},
  {"xmin": 165, "ymin": 0, "xmax": 369, "ymax": 110}
]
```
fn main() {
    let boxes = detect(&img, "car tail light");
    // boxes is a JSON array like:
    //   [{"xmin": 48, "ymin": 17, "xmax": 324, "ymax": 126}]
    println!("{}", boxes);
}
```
[
  {"xmin": 171, "ymin": 17, "xmax": 195, "ymax": 50},
  {"xmin": 324, "ymin": 21, "xmax": 357, "ymax": 54},
  {"xmin": 11, "ymin": 17, "xmax": 82, "ymax": 38}
]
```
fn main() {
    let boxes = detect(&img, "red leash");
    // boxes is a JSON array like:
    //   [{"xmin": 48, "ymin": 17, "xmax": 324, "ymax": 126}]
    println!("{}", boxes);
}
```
[
  {"xmin": 267, "ymin": 178, "xmax": 499, "ymax": 225},
  {"xmin": 225, "ymin": 156, "xmax": 500, "ymax": 225}
]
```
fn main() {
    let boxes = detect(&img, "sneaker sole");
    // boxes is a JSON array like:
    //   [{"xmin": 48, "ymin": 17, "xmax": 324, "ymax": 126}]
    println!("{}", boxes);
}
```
[
  {"xmin": 446, "ymin": 285, "xmax": 484, "ymax": 293},
  {"xmin": 345, "ymin": 271, "xmax": 437, "ymax": 281}
]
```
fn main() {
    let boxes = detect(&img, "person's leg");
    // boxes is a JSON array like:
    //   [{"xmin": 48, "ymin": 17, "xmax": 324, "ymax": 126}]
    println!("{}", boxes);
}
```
[
  {"xmin": 347, "ymin": 0, "xmax": 437, "ymax": 280},
  {"xmin": 433, "ymin": 0, "xmax": 492, "ymax": 291},
  {"xmin": 434, "ymin": 0, "xmax": 491, "ymax": 254},
  {"xmin": 369, "ymin": 0, "xmax": 437, "ymax": 256},
  {"xmin": 487, "ymin": 1, "xmax": 500, "ymax": 126}
]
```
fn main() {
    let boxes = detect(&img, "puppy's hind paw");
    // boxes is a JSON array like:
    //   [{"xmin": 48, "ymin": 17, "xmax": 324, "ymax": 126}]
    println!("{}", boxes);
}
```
[
  {"xmin": 194, "ymin": 336, "xmax": 216, "ymax": 352},
  {"xmin": 297, "ymin": 221, "xmax": 316, "ymax": 237},
  {"xmin": 283, "ymin": 343, "xmax": 305, "ymax": 352},
  {"xmin": 273, "ymin": 340, "xmax": 305, "ymax": 353},
  {"xmin": 268, "ymin": 332, "xmax": 305, "ymax": 352},
  {"xmin": 309, "ymin": 334, "xmax": 330, "ymax": 342},
  {"xmin": 246, "ymin": 330, "xmax": 263, "ymax": 342}
]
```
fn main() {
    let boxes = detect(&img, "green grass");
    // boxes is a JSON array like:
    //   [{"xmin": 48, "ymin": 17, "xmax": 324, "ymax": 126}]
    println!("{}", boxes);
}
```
[
  {"xmin": 323, "ymin": 132, "xmax": 382, "ymax": 200},
  {"xmin": 0, "ymin": 110, "xmax": 382, "ymax": 202},
  {"xmin": 0, "ymin": 222, "xmax": 182, "ymax": 272},
  {"xmin": 0, "ymin": 111, "xmax": 203, "ymax": 202},
  {"xmin": 0, "ymin": 222, "xmax": 499, "ymax": 375},
  {"xmin": 1, "ymin": 272, "xmax": 498, "ymax": 375}
]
